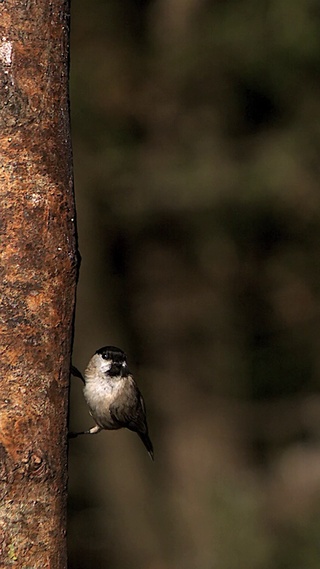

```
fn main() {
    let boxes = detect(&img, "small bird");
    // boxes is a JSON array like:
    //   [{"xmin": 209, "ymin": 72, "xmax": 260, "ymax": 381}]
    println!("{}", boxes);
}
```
[{"xmin": 70, "ymin": 346, "xmax": 154, "ymax": 460}]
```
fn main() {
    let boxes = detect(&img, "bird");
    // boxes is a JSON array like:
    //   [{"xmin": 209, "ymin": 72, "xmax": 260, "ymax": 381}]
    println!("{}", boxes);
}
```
[{"xmin": 70, "ymin": 346, "xmax": 154, "ymax": 460}]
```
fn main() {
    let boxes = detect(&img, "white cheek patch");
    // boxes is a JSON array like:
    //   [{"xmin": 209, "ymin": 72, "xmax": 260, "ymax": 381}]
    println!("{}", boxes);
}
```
[
  {"xmin": 122, "ymin": 361, "xmax": 126, "ymax": 367},
  {"xmin": 101, "ymin": 360, "xmax": 112, "ymax": 373}
]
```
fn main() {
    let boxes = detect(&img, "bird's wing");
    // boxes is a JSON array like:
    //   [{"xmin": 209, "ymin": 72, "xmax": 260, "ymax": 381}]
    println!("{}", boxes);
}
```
[{"xmin": 109, "ymin": 378, "xmax": 148, "ymax": 434}]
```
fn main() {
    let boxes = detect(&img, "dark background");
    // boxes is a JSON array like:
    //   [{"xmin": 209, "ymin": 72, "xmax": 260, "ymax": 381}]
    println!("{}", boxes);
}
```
[{"xmin": 68, "ymin": 1, "xmax": 320, "ymax": 568}]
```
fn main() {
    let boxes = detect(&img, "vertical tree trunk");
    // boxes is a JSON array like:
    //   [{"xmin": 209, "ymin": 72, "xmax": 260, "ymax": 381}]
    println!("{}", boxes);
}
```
[{"xmin": 0, "ymin": 2, "xmax": 76, "ymax": 567}]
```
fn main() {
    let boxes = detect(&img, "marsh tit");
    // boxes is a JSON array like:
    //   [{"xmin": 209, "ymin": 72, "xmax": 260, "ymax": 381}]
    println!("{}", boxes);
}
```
[{"xmin": 70, "ymin": 346, "xmax": 154, "ymax": 460}]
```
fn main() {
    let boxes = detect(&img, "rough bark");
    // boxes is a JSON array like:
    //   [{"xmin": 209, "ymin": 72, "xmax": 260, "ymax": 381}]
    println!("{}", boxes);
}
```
[{"xmin": 0, "ymin": 1, "xmax": 77, "ymax": 567}]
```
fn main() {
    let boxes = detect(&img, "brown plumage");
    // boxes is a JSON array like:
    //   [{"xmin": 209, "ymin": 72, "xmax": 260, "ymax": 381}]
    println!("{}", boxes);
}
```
[{"xmin": 70, "ymin": 346, "xmax": 154, "ymax": 460}]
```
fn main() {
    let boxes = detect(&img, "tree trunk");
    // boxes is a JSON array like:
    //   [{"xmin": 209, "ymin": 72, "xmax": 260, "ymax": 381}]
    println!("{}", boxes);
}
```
[{"xmin": 0, "ymin": 1, "xmax": 77, "ymax": 567}]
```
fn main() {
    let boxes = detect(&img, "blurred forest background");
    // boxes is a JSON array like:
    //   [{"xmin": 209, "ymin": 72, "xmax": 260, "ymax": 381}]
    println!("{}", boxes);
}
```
[{"xmin": 68, "ymin": 1, "xmax": 320, "ymax": 568}]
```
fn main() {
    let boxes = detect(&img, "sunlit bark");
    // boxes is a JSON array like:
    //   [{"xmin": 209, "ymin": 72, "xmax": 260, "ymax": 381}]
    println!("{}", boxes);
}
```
[{"xmin": 0, "ymin": 1, "xmax": 77, "ymax": 567}]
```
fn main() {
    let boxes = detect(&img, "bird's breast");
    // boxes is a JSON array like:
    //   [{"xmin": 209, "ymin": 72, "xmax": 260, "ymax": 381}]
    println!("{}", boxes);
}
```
[{"xmin": 83, "ymin": 377, "xmax": 126, "ymax": 430}]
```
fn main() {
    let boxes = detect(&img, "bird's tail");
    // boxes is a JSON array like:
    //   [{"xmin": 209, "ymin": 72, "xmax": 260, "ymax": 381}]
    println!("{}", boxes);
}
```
[{"xmin": 138, "ymin": 432, "xmax": 154, "ymax": 461}]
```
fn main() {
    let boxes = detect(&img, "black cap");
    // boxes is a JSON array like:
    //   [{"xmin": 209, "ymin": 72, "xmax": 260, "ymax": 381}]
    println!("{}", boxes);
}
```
[{"xmin": 95, "ymin": 346, "xmax": 127, "ymax": 362}]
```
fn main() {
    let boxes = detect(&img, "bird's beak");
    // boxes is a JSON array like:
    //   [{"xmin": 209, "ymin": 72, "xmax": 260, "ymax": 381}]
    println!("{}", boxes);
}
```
[{"xmin": 120, "ymin": 363, "xmax": 129, "ymax": 377}]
